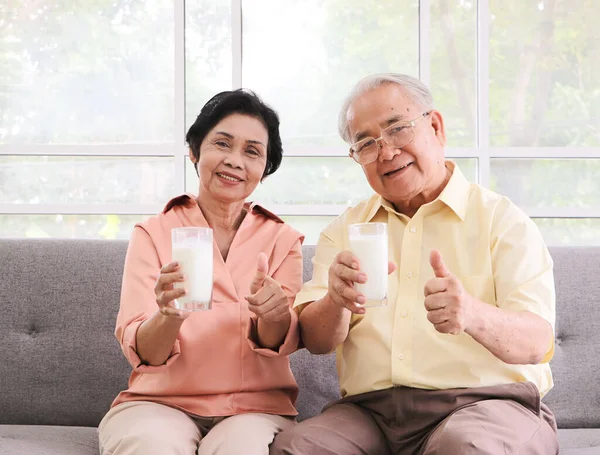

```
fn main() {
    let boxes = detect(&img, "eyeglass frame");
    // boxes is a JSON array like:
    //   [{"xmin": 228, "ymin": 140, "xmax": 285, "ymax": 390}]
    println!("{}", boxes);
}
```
[{"xmin": 348, "ymin": 111, "xmax": 432, "ymax": 165}]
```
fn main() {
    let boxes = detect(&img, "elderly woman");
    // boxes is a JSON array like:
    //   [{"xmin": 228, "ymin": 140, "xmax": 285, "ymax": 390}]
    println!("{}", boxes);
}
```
[{"xmin": 98, "ymin": 90, "xmax": 304, "ymax": 455}]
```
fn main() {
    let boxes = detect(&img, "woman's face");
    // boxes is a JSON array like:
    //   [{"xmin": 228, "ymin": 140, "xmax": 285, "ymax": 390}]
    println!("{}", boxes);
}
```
[{"xmin": 190, "ymin": 113, "xmax": 269, "ymax": 204}]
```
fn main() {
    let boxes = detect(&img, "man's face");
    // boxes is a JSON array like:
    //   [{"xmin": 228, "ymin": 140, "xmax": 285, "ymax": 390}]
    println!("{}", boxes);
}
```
[{"xmin": 347, "ymin": 83, "xmax": 446, "ymax": 207}]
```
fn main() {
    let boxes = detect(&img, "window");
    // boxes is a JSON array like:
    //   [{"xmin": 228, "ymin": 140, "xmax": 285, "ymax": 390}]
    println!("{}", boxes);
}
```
[{"xmin": 2, "ymin": 1, "xmax": 599, "ymax": 245}]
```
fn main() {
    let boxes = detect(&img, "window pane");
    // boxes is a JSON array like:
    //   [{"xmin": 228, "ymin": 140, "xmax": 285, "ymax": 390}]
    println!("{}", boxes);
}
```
[
  {"xmin": 242, "ymin": 0, "xmax": 419, "ymax": 147},
  {"xmin": 490, "ymin": 159, "xmax": 600, "ymax": 209},
  {"xmin": 185, "ymin": 0, "xmax": 232, "ymax": 130},
  {"xmin": 489, "ymin": 1, "xmax": 600, "ymax": 146},
  {"xmin": 453, "ymin": 158, "xmax": 477, "ymax": 183},
  {"xmin": 430, "ymin": 0, "xmax": 476, "ymax": 146},
  {"xmin": 186, "ymin": 157, "xmax": 477, "ymax": 204},
  {"xmin": 0, "ymin": 214, "xmax": 148, "ymax": 239},
  {"xmin": 0, "ymin": 1, "xmax": 174, "ymax": 144},
  {"xmin": 0, "ymin": 156, "xmax": 175, "ymax": 204},
  {"xmin": 254, "ymin": 157, "xmax": 371, "ymax": 205},
  {"xmin": 280, "ymin": 216, "xmax": 335, "ymax": 245},
  {"xmin": 185, "ymin": 158, "xmax": 199, "ymax": 194},
  {"xmin": 534, "ymin": 218, "xmax": 600, "ymax": 246}
]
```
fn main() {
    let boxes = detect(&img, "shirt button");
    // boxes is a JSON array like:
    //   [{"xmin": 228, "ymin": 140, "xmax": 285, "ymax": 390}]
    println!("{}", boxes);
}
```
[
  {"xmin": 401, "ymin": 310, "xmax": 408, "ymax": 318},
  {"xmin": 398, "ymin": 353, "xmax": 405, "ymax": 360},
  {"xmin": 406, "ymin": 272, "xmax": 413, "ymax": 278},
  {"xmin": 410, "ymin": 227, "xmax": 417, "ymax": 233}
]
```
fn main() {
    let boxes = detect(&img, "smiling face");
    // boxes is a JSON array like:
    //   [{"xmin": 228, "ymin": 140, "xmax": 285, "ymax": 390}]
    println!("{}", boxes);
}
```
[
  {"xmin": 190, "ymin": 113, "xmax": 268, "ymax": 204},
  {"xmin": 347, "ymin": 83, "xmax": 448, "ymax": 210}
]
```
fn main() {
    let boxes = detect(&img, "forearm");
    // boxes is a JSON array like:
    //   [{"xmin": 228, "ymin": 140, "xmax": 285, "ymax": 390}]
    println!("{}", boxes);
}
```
[
  {"xmin": 256, "ymin": 312, "xmax": 291, "ymax": 350},
  {"xmin": 466, "ymin": 299, "xmax": 553, "ymax": 364},
  {"xmin": 136, "ymin": 311, "xmax": 184, "ymax": 366},
  {"xmin": 299, "ymin": 294, "xmax": 351, "ymax": 354}
]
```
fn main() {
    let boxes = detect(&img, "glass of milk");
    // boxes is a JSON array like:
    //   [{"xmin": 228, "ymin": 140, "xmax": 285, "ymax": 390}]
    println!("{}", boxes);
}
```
[
  {"xmin": 348, "ymin": 222, "xmax": 388, "ymax": 307},
  {"xmin": 171, "ymin": 227, "xmax": 213, "ymax": 311}
]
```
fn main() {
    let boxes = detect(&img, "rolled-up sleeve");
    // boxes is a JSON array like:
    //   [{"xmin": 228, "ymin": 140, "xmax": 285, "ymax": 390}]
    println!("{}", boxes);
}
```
[
  {"xmin": 115, "ymin": 226, "xmax": 181, "ymax": 372},
  {"xmin": 293, "ymin": 225, "xmax": 343, "ymax": 315},
  {"xmin": 247, "ymin": 238, "xmax": 303, "ymax": 357},
  {"xmin": 491, "ymin": 199, "xmax": 556, "ymax": 362}
]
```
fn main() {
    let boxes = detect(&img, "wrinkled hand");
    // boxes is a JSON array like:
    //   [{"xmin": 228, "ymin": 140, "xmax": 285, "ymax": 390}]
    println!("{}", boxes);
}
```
[
  {"xmin": 246, "ymin": 253, "xmax": 290, "ymax": 323},
  {"xmin": 154, "ymin": 262, "xmax": 191, "ymax": 319},
  {"xmin": 327, "ymin": 251, "xmax": 396, "ymax": 315},
  {"xmin": 423, "ymin": 250, "xmax": 473, "ymax": 335}
]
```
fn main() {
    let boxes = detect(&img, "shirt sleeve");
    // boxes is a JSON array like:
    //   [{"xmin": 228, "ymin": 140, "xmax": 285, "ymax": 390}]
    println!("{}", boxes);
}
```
[
  {"xmin": 293, "ymin": 221, "xmax": 344, "ymax": 315},
  {"xmin": 490, "ymin": 198, "xmax": 556, "ymax": 363},
  {"xmin": 115, "ymin": 226, "xmax": 181, "ymax": 373},
  {"xmin": 247, "ymin": 237, "xmax": 304, "ymax": 357}
]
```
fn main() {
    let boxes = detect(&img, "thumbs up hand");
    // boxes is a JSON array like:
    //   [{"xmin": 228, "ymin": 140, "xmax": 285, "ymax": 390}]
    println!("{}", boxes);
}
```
[
  {"xmin": 246, "ymin": 252, "xmax": 291, "ymax": 323},
  {"xmin": 423, "ymin": 250, "xmax": 473, "ymax": 335},
  {"xmin": 430, "ymin": 249, "xmax": 451, "ymax": 279},
  {"xmin": 249, "ymin": 252, "xmax": 269, "ymax": 295}
]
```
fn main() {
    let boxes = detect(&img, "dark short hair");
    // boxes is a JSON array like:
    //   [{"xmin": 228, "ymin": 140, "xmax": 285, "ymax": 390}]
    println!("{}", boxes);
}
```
[{"xmin": 185, "ymin": 89, "xmax": 283, "ymax": 178}]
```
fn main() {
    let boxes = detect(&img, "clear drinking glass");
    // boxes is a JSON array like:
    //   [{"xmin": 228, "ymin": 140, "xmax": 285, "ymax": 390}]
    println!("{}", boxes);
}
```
[
  {"xmin": 171, "ymin": 227, "xmax": 213, "ymax": 311},
  {"xmin": 348, "ymin": 222, "xmax": 388, "ymax": 307}
]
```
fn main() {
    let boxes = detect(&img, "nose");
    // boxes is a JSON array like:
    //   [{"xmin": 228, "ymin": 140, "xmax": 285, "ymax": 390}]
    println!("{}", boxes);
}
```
[
  {"xmin": 377, "ymin": 139, "xmax": 401, "ymax": 162},
  {"xmin": 223, "ymin": 148, "xmax": 244, "ymax": 169}
]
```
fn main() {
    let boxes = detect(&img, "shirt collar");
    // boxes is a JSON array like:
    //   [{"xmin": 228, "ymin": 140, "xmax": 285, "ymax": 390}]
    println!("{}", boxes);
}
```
[
  {"xmin": 437, "ymin": 161, "xmax": 470, "ymax": 221},
  {"xmin": 162, "ymin": 194, "xmax": 284, "ymax": 223}
]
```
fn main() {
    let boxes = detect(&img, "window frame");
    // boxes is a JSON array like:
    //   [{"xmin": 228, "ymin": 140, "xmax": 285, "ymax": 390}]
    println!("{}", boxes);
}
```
[{"xmin": 1, "ymin": 0, "xmax": 599, "ymax": 230}]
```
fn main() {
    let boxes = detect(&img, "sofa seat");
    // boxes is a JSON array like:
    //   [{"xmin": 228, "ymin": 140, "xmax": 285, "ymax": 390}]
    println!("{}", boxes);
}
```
[
  {"xmin": 557, "ymin": 428, "xmax": 600, "ymax": 454},
  {"xmin": 1, "ymin": 425, "xmax": 598, "ymax": 455},
  {"xmin": 0, "ymin": 425, "xmax": 98, "ymax": 455}
]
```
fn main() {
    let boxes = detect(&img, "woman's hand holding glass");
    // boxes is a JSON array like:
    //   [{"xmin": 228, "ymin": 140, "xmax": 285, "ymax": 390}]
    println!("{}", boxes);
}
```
[{"xmin": 154, "ymin": 262, "xmax": 192, "ymax": 320}]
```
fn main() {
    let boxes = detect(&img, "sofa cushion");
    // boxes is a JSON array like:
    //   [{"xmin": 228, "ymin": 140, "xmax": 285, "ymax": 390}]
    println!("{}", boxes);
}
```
[
  {"xmin": 0, "ymin": 425, "xmax": 98, "ymax": 455},
  {"xmin": 543, "ymin": 247, "xmax": 600, "ymax": 428},
  {"xmin": 558, "ymin": 428, "xmax": 600, "ymax": 454},
  {"xmin": 0, "ymin": 239, "xmax": 130, "ymax": 427},
  {"xmin": 290, "ymin": 350, "xmax": 340, "ymax": 421}
]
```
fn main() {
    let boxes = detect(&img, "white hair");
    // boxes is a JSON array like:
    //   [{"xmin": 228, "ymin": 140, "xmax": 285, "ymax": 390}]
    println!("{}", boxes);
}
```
[{"xmin": 338, "ymin": 73, "xmax": 434, "ymax": 143}]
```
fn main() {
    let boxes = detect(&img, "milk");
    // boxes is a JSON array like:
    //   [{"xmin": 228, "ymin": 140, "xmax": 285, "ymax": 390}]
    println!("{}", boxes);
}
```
[
  {"xmin": 348, "ymin": 224, "xmax": 388, "ymax": 306},
  {"xmin": 172, "ymin": 242, "xmax": 213, "ymax": 311}
]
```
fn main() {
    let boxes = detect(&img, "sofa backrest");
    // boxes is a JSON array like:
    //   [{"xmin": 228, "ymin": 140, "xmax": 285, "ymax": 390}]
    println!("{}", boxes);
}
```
[
  {"xmin": 0, "ymin": 240, "xmax": 598, "ymax": 428},
  {"xmin": 542, "ymin": 247, "xmax": 600, "ymax": 428}
]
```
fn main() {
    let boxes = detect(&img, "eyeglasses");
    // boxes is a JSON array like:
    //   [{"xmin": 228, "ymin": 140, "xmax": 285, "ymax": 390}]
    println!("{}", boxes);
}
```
[{"xmin": 349, "ymin": 111, "xmax": 431, "ymax": 165}]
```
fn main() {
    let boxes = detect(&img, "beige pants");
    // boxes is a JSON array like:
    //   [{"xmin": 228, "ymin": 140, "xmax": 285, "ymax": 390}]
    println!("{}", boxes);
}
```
[{"xmin": 98, "ymin": 401, "xmax": 295, "ymax": 455}]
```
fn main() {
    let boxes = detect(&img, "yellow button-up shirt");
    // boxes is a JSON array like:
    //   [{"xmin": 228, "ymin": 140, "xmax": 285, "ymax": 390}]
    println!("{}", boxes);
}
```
[{"xmin": 295, "ymin": 161, "xmax": 555, "ymax": 398}]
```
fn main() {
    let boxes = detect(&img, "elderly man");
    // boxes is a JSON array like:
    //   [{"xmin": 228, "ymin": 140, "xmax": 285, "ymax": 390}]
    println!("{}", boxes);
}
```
[{"xmin": 271, "ymin": 73, "xmax": 558, "ymax": 454}]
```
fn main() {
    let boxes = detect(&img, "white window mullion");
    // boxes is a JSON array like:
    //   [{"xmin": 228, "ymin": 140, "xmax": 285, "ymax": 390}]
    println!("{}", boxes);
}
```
[
  {"xmin": 232, "ymin": 0, "xmax": 243, "ymax": 89},
  {"xmin": 418, "ymin": 0, "xmax": 431, "ymax": 86},
  {"xmin": 0, "ymin": 144, "xmax": 176, "ymax": 157},
  {"xmin": 528, "ymin": 208, "xmax": 600, "ymax": 219},
  {"xmin": 487, "ymin": 147, "xmax": 600, "ymax": 158},
  {"xmin": 478, "ymin": 155, "xmax": 490, "ymax": 187},
  {"xmin": 477, "ymin": 0, "xmax": 490, "ymax": 188},
  {"xmin": 0, "ymin": 204, "xmax": 163, "ymax": 215},
  {"xmin": 174, "ymin": 0, "xmax": 186, "ymax": 195},
  {"xmin": 256, "ymin": 204, "xmax": 348, "ymax": 217}
]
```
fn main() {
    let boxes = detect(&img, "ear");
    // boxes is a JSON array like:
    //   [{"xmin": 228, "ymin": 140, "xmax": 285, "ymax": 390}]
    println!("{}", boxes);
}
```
[
  {"xmin": 429, "ymin": 110, "xmax": 447, "ymax": 147},
  {"xmin": 188, "ymin": 147, "xmax": 197, "ymax": 164},
  {"xmin": 188, "ymin": 147, "xmax": 200, "ymax": 177}
]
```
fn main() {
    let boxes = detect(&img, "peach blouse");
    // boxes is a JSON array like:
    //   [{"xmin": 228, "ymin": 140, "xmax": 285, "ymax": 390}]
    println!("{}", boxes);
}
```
[{"xmin": 112, "ymin": 194, "xmax": 304, "ymax": 417}]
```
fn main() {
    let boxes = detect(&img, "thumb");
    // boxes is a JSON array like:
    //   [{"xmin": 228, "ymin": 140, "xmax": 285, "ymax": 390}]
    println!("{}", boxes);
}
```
[
  {"xmin": 429, "ymin": 249, "xmax": 450, "ymax": 278},
  {"xmin": 250, "ymin": 252, "xmax": 269, "ymax": 294}
]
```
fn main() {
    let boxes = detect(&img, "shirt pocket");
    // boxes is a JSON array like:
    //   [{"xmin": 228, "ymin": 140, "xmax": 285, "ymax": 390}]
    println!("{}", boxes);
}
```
[{"xmin": 461, "ymin": 275, "xmax": 496, "ymax": 306}]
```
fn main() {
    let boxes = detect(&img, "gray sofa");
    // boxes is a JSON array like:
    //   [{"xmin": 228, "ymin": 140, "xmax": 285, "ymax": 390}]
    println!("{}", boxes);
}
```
[{"xmin": 0, "ymin": 239, "xmax": 599, "ymax": 454}]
